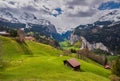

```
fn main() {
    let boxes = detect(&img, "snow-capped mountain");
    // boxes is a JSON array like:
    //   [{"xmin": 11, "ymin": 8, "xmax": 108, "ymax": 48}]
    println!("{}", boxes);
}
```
[
  {"xmin": 0, "ymin": 8, "xmax": 58, "ymax": 36},
  {"xmin": 0, "ymin": 7, "xmax": 72, "ymax": 42},
  {"xmin": 71, "ymin": 9, "xmax": 120, "ymax": 54},
  {"xmin": 0, "ymin": 0, "xmax": 65, "ymax": 33},
  {"xmin": 75, "ymin": 9, "xmax": 120, "ymax": 30},
  {"xmin": 0, "ymin": 9, "xmax": 54, "ymax": 26},
  {"xmin": 98, "ymin": 9, "xmax": 120, "ymax": 22}
]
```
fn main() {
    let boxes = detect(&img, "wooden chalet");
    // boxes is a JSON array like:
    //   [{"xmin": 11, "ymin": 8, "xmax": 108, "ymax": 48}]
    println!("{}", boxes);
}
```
[
  {"xmin": 104, "ymin": 65, "xmax": 111, "ymax": 69},
  {"xmin": 64, "ymin": 58, "xmax": 80, "ymax": 71}
]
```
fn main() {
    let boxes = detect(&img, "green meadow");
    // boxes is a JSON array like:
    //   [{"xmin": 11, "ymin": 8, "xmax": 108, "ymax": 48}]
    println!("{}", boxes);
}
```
[
  {"xmin": 60, "ymin": 40, "xmax": 81, "ymax": 50},
  {"xmin": 0, "ymin": 36, "xmax": 111, "ymax": 81}
]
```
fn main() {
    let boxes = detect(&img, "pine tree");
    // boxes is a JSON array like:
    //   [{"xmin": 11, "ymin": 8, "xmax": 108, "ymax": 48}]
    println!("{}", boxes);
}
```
[
  {"xmin": 104, "ymin": 56, "xmax": 108, "ymax": 65},
  {"xmin": 112, "ymin": 56, "xmax": 120, "ymax": 77}
]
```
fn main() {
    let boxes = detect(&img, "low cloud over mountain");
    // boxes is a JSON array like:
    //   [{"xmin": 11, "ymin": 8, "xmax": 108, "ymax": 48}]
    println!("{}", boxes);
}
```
[{"xmin": 0, "ymin": 0, "xmax": 120, "ymax": 33}]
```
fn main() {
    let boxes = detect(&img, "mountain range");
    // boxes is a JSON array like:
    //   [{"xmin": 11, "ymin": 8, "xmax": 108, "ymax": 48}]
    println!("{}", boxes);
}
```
[
  {"xmin": 0, "ymin": 3, "xmax": 120, "ymax": 54},
  {"xmin": 71, "ymin": 9, "xmax": 120, "ymax": 54},
  {"xmin": 0, "ymin": 6, "xmax": 73, "ymax": 41}
]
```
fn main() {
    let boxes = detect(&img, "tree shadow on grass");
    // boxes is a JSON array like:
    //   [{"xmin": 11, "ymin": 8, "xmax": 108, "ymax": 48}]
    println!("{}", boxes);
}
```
[
  {"xmin": 16, "ymin": 40, "xmax": 33, "ymax": 56},
  {"xmin": 0, "ymin": 72, "xmax": 14, "ymax": 80},
  {"xmin": 80, "ymin": 69, "xmax": 85, "ymax": 72}
]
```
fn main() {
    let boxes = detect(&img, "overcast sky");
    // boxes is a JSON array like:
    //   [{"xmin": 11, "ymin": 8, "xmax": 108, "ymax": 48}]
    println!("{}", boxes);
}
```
[{"xmin": 0, "ymin": 0, "xmax": 120, "ymax": 33}]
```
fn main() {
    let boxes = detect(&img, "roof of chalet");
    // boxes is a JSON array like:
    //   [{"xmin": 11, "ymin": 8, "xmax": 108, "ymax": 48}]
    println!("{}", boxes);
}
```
[
  {"xmin": 67, "ymin": 58, "xmax": 80, "ymax": 67},
  {"xmin": 104, "ymin": 65, "xmax": 111, "ymax": 69}
]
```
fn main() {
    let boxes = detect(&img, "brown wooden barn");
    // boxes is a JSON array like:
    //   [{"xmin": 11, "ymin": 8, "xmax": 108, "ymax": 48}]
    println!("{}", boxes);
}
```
[{"xmin": 64, "ymin": 58, "xmax": 80, "ymax": 71}]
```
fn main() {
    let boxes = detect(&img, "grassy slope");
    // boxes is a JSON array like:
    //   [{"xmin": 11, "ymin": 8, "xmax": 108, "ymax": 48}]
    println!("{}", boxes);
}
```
[{"xmin": 0, "ymin": 36, "xmax": 110, "ymax": 81}]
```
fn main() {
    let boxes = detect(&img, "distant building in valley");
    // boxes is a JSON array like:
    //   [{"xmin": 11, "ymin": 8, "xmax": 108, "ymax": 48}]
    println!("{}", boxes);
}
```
[
  {"xmin": 0, "ymin": 31, "xmax": 10, "ymax": 36},
  {"xmin": 25, "ymin": 36, "xmax": 35, "ymax": 41}
]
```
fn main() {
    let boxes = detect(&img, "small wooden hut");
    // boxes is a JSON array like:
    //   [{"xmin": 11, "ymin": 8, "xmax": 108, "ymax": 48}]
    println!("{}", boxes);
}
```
[
  {"xmin": 104, "ymin": 65, "xmax": 111, "ymax": 69},
  {"xmin": 64, "ymin": 58, "xmax": 80, "ymax": 71}
]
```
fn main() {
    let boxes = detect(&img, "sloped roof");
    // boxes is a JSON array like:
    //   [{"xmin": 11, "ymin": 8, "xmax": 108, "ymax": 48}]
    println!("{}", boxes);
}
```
[
  {"xmin": 67, "ymin": 58, "xmax": 80, "ymax": 67},
  {"xmin": 104, "ymin": 65, "xmax": 111, "ymax": 69}
]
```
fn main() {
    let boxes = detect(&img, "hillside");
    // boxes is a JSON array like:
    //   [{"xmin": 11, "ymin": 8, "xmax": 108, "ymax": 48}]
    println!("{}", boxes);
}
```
[{"xmin": 0, "ymin": 36, "xmax": 110, "ymax": 81}]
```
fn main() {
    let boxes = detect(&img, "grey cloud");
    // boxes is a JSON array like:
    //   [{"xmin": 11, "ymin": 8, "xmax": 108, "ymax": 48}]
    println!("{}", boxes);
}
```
[
  {"xmin": 67, "ymin": 0, "xmax": 88, "ymax": 6},
  {"xmin": 65, "ymin": 0, "xmax": 104, "ymax": 17},
  {"xmin": 8, "ymin": 1, "xmax": 16, "ymax": 5},
  {"xmin": 21, "ymin": 6, "xmax": 38, "ymax": 12},
  {"xmin": 39, "ymin": 9, "xmax": 51, "ymax": 15},
  {"xmin": 68, "ymin": 8, "xmax": 97, "ymax": 17}
]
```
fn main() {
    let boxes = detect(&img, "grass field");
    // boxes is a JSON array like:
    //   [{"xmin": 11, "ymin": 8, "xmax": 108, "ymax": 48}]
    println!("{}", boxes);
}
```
[{"xmin": 0, "ymin": 36, "xmax": 111, "ymax": 81}]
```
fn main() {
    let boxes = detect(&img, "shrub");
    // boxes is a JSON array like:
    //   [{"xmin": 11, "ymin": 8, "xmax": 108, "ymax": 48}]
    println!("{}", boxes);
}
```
[
  {"xmin": 77, "ymin": 49, "xmax": 106, "ymax": 65},
  {"xmin": 9, "ymin": 29, "xmax": 17, "ymax": 37},
  {"xmin": 110, "ymin": 75, "xmax": 120, "ymax": 81},
  {"xmin": 63, "ymin": 50, "xmax": 71, "ymax": 56},
  {"xmin": 0, "ymin": 58, "xmax": 10, "ymax": 71},
  {"xmin": 70, "ymin": 49, "xmax": 77, "ymax": 53}
]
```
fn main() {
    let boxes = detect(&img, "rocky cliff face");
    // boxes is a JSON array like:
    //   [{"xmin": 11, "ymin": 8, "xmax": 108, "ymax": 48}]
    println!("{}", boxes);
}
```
[
  {"xmin": 69, "ymin": 34, "xmax": 80, "ymax": 45},
  {"xmin": 69, "ymin": 34, "xmax": 111, "ymax": 53},
  {"xmin": 80, "ymin": 36, "xmax": 113, "ymax": 54}
]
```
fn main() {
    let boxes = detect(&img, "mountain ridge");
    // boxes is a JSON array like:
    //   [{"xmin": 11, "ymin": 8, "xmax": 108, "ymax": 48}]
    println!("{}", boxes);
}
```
[{"xmin": 70, "ymin": 9, "xmax": 120, "ymax": 54}]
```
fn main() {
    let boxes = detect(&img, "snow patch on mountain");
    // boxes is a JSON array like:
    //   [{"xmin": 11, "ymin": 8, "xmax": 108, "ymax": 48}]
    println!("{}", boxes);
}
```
[
  {"xmin": 92, "ymin": 9, "xmax": 120, "ymax": 23},
  {"xmin": 0, "ymin": 9, "xmax": 52, "ymax": 26},
  {"xmin": 0, "ymin": 8, "xmax": 57, "ymax": 34}
]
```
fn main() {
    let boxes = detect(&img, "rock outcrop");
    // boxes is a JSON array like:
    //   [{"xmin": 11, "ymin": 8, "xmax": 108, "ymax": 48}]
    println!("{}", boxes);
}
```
[
  {"xmin": 80, "ymin": 36, "xmax": 109, "ymax": 52},
  {"xmin": 70, "ymin": 34, "xmax": 80, "ymax": 45}
]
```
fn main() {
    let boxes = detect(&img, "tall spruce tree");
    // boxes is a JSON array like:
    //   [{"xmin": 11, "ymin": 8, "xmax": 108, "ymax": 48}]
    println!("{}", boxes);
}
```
[
  {"xmin": 104, "ymin": 56, "xmax": 108, "ymax": 66},
  {"xmin": 112, "ymin": 56, "xmax": 120, "ymax": 77}
]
